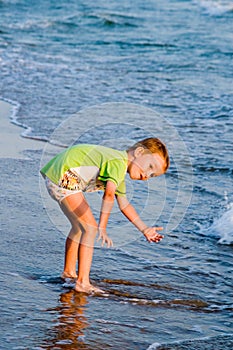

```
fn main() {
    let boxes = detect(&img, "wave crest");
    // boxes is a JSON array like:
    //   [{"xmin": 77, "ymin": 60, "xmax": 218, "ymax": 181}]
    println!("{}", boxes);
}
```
[{"xmin": 207, "ymin": 204, "xmax": 233, "ymax": 245}]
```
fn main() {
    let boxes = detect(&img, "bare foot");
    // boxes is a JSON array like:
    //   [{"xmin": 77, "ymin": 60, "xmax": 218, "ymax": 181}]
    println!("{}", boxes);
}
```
[
  {"xmin": 75, "ymin": 281, "xmax": 105, "ymax": 294},
  {"xmin": 61, "ymin": 272, "xmax": 77, "ymax": 281}
]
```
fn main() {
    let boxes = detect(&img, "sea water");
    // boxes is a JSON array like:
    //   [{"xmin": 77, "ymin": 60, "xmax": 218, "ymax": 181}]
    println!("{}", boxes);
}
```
[{"xmin": 0, "ymin": 0, "xmax": 232, "ymax": 349}]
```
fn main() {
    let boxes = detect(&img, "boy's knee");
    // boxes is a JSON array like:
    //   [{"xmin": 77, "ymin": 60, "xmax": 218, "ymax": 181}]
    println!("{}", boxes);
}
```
[
  {"xmin": 70, "ymin": 221, "xmax": 98, "ymax": 238},
  {"xmin": 87, "ymin": 223, "xmax": 98, "ymax": 236},
  {"xmin": 68, "ymin": 228, "xmax": 82, "ymax": 241},
  {"xmin": 78, "ymin": 223, "xmax": 98, "ymax": 247}
]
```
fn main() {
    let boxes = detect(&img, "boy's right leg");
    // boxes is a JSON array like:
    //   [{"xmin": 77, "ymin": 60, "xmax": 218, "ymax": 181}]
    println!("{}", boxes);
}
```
[
  {"xmin": 59, "ymin": 193, "xmax": 84, "ymax": 279},
  {"xmin": 59, "ymin": 193, "xmax": 101, "ymax": 293},
  {"xmin": 61, "ymin": 236, "xmax": 79, "ymax": 279}
]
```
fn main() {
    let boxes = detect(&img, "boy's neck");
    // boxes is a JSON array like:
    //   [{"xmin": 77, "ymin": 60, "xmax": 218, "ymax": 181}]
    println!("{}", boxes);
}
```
[{"xmin": 126, "ymin": 149, "xmax": 134, "ymax": 169}]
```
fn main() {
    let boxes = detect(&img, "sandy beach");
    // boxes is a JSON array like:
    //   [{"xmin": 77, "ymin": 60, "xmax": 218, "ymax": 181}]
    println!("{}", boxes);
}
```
[{"xmin": 0, "ymin": 100, "xmax": 43, "ymax": 159}]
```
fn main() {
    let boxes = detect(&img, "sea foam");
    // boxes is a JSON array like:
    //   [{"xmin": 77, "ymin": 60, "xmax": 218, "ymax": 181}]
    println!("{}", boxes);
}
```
[
  {"xmin": 196, "ymin": 0, "xmax": 233, "ymax": 15},
  {"xmin": 208, "ymin": 204, "xmax": 233, "ymax": 245}
]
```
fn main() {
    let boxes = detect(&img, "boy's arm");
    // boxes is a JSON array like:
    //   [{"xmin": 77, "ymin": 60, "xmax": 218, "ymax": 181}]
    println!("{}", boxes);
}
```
[
  {"xmin": 98, "ymin": 180, "xmax": 116, "ymax": 247},
  {"xmin": 116, "ymin": 195, "xmax": 164, "ymax": 243}
]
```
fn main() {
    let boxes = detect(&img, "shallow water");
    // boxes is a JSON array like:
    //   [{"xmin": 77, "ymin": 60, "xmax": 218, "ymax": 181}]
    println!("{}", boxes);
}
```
[{"xmin": 0, "ymin": 0, "xmax": 233, "ymax": 348}]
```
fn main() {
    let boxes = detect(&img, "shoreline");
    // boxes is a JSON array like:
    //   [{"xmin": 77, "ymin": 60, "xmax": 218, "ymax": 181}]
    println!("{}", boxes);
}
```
[{"xmin": 0, "ymin": 99, "xmax": 43, "ymax": 159}]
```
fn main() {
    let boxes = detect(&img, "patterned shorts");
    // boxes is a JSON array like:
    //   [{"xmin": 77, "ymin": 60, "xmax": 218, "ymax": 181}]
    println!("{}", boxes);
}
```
[{"xmin": 45, "ymin": 177, "xmax": 82, "ymax": 203}]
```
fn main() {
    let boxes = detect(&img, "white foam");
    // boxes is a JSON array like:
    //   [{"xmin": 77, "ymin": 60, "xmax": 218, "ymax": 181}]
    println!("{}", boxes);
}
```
[
  {"xmin": 195, "ymin": 0, "xmax": 233, "ymax": 15},
  {"xmin": 147, "ymin": 336, "xmax": 213, "ymax": 350},
  {"xmin": 1, "ymin": 97, "xmax": 20, "ymax": 125},
  {"xmin": 1, "ymin": 96, "xmax": 49, "ymax": 142},
  {"xmin": 204, "ymin": 203, "xmax": 233, "ymax": 245},
  {"xmin": 213, "ymin": 205, "xmax": 233, "ymax": 245},
  {"xmin": 148, "ymin": 334, "xmax": 233, "ymax": 350},
  {"xmin": 2, "ymin": 18, "xmax": 53, "ymax": 30},
  {"xmin": 147, "ymin": 343, "xmax": 161, "ymax": 350}
]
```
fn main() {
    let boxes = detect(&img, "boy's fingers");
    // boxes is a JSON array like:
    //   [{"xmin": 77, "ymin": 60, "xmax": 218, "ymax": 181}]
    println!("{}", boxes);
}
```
[
  {"xmin": 147, "ymin": 232, "xmax": 164, "ymax": 243},
  {"xmin": 107, "ymin": 238, "xmax": 113, "ymax": 248},
  {"xmin": 154, "ymin": 233, "xmax": 164, "ymax": 239},
  {"xmin": 101, "ymin": 237, "xmax": 113, "ymax": 248},
  {"xmin": 101, "ymin": 236, "xmax": 107, "ymax": 245},
  {"xmin": 98, "ymin": 235, "xmax": 104, "ymax": 243},
  {"xmin": 153, "ymin": 235, "xmax": 164, "ymax": 242}
]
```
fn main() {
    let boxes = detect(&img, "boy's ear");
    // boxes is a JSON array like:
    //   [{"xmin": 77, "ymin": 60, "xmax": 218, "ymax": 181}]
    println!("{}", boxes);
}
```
[{"xmin": 134, "ymin": 146, "xmax": 145, "ymax": 158}]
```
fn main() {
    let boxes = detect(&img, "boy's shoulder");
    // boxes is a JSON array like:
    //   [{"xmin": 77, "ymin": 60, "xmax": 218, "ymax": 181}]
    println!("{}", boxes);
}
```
[{"xmin": 71, "ymin": 144, "xmax": 127, "ymax": 159}]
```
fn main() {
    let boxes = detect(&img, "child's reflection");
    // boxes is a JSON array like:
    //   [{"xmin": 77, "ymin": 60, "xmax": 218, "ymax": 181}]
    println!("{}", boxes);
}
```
[{"xmin": 45, "ymin": 290, "xmax": 89, "ymax": 348}]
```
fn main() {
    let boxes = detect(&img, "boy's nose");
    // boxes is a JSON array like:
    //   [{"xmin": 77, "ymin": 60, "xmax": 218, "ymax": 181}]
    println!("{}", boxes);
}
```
[{"xmin": 142, "ymin": 173, "xmax": 149, "ymax": 180}]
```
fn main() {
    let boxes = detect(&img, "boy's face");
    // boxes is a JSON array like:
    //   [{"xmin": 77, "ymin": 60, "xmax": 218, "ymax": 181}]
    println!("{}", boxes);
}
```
[{"xmin": 128, "ymin": 148, "xmax": 166, "ymax": 180}]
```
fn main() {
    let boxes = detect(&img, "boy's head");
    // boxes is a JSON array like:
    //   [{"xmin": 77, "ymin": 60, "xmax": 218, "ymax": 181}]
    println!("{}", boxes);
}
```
[{"xmin": 127, "ymin": 137, "xmax": 169, "ymax": 180}]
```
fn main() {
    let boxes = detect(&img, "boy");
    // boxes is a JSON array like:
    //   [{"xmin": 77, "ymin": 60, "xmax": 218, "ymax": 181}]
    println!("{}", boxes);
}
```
[{"xmin": 40, "ymin": 137, "xmax": 169, "ymax": 293}]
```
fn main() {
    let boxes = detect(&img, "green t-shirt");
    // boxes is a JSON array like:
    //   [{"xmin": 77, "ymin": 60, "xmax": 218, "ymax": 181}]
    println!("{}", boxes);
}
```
[{"xmin": 40, "ymin": 144, "xmax": 128, "ymax": 196}]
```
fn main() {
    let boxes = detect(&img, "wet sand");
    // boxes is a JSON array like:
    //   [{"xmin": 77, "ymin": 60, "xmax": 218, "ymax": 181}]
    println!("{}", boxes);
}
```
[
  {"xmin": 0, "ymin": 99, "xmax": 65, "ymax": 349},
  {"xmin": 0, "ymin": 99, "xmax": 43, "ymax": 159}
]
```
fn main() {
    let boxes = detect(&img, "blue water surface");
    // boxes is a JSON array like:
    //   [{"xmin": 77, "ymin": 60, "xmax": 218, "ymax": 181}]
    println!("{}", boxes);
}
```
[{"xmin": 0, "ymin": 0, "xmax": 233, "ymax": 349}]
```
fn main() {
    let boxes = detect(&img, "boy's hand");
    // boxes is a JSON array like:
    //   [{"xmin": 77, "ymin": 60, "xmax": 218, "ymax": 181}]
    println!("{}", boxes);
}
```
[
  {"xmin": 98, "ymin": 228, "xmax": 113, "ymax": 248},
  {"xmin": 142, "ymin": 227, "xmax": 164, "ymax": 243}
]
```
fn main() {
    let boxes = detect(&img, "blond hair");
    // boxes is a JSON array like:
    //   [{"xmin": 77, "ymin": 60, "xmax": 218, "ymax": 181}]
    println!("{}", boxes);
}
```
[{"xmin": 128, "ymin": 137, "xmax": 169, "ymax": 171}]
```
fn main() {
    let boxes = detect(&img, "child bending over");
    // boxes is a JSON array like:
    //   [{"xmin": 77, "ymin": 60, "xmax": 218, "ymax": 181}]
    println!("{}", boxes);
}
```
[{"xmin": 40, "ymin": 137, "xmax": 169, "ymax": 293}]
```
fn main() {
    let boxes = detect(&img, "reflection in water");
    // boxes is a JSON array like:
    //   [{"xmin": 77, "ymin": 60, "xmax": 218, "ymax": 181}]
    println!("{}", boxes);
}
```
[{"xmin": 42, "ymin": 290, "xmax": 90, "ymax": 349}]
